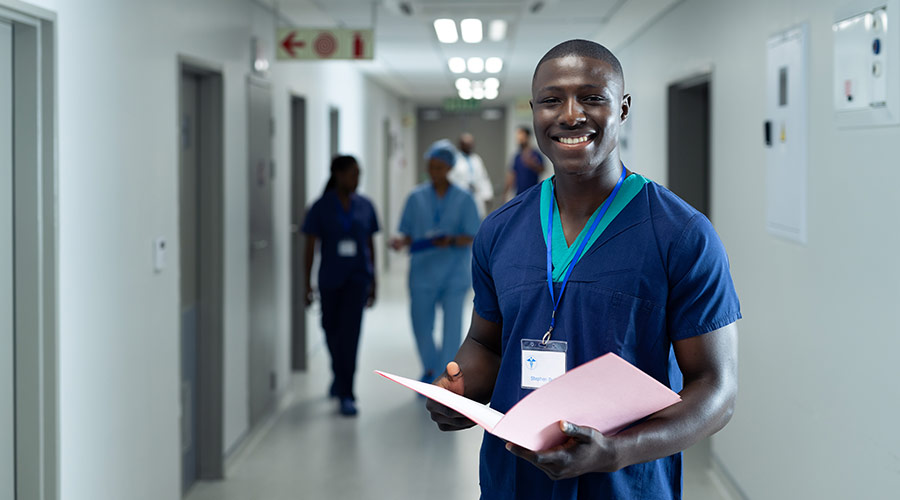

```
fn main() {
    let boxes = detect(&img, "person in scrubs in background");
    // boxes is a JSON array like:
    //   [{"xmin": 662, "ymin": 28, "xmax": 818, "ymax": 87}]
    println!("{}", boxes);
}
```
[
  {"xmin": 450, "ymin": 132, "xmax": 494, "ymax": 218},
  {"xmin": 390, "ymin": 140, "xmax": 481, "ymax": 383},
  {"xmin": 302, "ymin": 155, "xmax": 379, "ymax": 417},
  {"xmin": 426, "ymin": 39, "xmax": 741, "ymax": 499}
]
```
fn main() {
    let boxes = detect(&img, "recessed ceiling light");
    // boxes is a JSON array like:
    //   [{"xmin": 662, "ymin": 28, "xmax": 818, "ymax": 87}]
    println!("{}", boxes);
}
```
[
  {"xmin": 485, "ymin": 57, "xmax": 503, "ymax": 73},
  {"xmin": 448, "ymin": 57, "xmax": 466, "ymax": 73},
  {"xmin": 485, "ymin": 87, "xmax": 499, "ymax": 100},
  {"xmin": 459, "ymin": 87, "xmax": 473, "ymax": 100},
  {"xmin": 460, "ymin": 19, "xmax": 483, "ymax": 43},
  {"xmin": 484, "ymin": 77, "xmax": 499, "ymax": 89},
  {"xmin": 467, "ymin": 57, "xmax": 484, "ymax": 73},
  {"xmin": 472, "ymin": 87, "xmax": 485, "ymax": 100},
  {"xmin": 455, "ymin": 77, "xmax": 471, "ymax": 90},
  {"xmin": 434, "ymin": 19, "xmax": 458, "ymax": 43},
  {"xmin": 488, "ymin": 20, "xmax": 507, "ymax": 41}
]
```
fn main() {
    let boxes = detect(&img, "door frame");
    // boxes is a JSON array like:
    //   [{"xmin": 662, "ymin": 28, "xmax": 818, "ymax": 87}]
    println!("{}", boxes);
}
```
[
  {"xmin": 289, "ymin": 94, "xmax": 307, "ymax": 372},
  {"xmin": 0, "ymin": 2, "xmax": 58, "ymax": 499},
  {"xmin": 178, "ymin": 56, "xmax": 226, "ymax": 484},
  {"xmin": 667, "ymin": 72, "xmax": 712, "ymax": 219}
]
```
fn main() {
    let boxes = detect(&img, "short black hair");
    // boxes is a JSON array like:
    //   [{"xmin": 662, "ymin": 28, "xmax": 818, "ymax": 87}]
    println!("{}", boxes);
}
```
[
  {"xmin": 517, "ymin": 126, "xmax": 531, "ymax": 138},
  {"xmin": 533, "ymin": 39, "xmax": 624, "ymax": 87}
]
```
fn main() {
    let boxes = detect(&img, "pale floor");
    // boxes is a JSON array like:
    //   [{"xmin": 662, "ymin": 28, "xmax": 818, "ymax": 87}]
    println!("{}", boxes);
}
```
[{"xmin": 186, "ymin": 271, "xmax": 733, "ymax": 500}]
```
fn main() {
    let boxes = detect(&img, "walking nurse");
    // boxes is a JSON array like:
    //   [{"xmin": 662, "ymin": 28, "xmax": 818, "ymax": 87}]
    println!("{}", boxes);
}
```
[
  {"xmin": 426, "ymin": 40, "xmax": 741, "ymax": 499},
  {"xmin": 302, "ymin": 155, "xmax": 379, "ymax": 417},
  {"xmin": 391, "ymin": 140, "xmax": 481, "ymax": 384}
]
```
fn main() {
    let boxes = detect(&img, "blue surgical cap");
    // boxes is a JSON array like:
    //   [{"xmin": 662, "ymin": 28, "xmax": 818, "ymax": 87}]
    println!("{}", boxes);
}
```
[{"xmin": 424, "ymin": 139, "xmax": 457, "ymax": 168}]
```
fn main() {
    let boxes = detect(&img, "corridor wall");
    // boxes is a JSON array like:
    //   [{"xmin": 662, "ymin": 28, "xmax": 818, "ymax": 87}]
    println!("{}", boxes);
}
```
[
  {"xmin": 20, "ymin": 0, "xmax": 414, "ymax": 499},
  {"xmin": 616, "ymin": 0, "xmax": 900, "ymax": 497}
]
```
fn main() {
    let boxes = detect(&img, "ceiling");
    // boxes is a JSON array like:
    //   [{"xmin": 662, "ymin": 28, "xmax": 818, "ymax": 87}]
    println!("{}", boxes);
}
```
[{"xmin": 258, "ymin": 0, "xmax": 682, "ymax": 103}]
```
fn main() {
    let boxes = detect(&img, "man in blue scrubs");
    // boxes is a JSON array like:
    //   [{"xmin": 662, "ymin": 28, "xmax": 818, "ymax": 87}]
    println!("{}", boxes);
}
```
[
  {"xmin": 391, "ymin": 140, "xmax": 481, "ymax": 383},
  {"xmin": 427, "ymin": 40, "xmax": 741, "ymax": 499}
]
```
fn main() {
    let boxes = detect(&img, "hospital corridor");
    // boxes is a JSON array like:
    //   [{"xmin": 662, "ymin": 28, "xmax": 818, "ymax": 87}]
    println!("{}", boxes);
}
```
[{"xmin": 2, "ymin": 0, "xmax": 900, "ymax": 499}]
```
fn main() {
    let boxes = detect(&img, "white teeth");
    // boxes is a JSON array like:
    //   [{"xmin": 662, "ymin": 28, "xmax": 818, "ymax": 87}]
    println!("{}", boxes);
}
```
[{"xmin": 559, "ymin": 136, "xmax": 590, "ymax": 145}]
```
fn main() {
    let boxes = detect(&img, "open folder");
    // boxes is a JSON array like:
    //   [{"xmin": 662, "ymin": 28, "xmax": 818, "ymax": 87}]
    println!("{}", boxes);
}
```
[{"xmin": 376, "ymin": 353, "xmax": 681, "ymax": 451}]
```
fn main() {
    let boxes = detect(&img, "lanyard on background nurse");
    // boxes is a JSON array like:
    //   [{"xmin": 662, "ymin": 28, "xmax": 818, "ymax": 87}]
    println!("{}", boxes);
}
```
[
  {"xmin": 520, "ymin": 164, "xmax": 626, "ymax": 389},
  {"xmin": 335, "ymin": 195, "xmax": 357, "ymax": 257}
]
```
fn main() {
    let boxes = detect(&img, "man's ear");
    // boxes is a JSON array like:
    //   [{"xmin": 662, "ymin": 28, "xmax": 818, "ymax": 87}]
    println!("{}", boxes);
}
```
[
  {"xmin": 529, "ymin": 99, "xmax": 534, "ymax": 111},
  {"xmin": 620, "ymin": 94, "xmax": 632, "ymax": 122}
]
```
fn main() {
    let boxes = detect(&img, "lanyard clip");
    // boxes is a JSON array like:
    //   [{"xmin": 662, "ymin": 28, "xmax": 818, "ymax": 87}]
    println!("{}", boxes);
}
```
[{"xmin": 542, "ymin": 310, "xmax": 556, "ymax": 345}]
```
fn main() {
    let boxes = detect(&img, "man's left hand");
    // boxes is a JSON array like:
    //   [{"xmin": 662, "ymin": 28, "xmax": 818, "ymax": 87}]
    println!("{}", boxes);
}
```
[{"xmin": 505, "ymin": 421, "xmax": 620, "ymax": 480}]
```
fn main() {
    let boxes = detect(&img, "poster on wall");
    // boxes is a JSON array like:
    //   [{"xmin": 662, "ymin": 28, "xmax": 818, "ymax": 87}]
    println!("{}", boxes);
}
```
[{"xmin": 765, "ymin": 24, "xmax": 808, "ymax": 244}]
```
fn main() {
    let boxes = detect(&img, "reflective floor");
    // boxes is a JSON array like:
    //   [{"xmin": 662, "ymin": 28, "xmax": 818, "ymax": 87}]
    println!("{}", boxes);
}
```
[{"xmin": 187, "ymin": 271, "xmax": 733, "ymax": 500}]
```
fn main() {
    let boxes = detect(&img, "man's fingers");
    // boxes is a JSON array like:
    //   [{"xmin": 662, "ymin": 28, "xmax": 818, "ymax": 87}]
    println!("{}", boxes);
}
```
[
  {"xmin": 446, "ymin": 361, "xmax": 462, "ymax": 381},
  {"xmin": 559, "ymin": 420, "xmax": 594, "ymax": 443}
]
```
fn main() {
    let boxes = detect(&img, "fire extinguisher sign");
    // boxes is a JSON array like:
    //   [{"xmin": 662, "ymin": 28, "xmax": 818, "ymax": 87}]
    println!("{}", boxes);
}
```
[{"xmin": 277, "ymin": 28, "xmax": 375, "ymax": 61}]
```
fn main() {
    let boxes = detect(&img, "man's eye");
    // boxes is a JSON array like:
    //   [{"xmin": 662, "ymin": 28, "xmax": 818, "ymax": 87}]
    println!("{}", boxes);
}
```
[
  {"xmin": 583, "ymin": 95, "xmax": 604, "ymax": 102},
  {"xmin": 540, "ymin": 97, "xmax": 560, "ymax": 104}
]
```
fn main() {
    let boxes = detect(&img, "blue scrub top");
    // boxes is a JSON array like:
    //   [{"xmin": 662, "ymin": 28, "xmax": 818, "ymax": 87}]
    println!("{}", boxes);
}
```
[
  {"xmin": 471, "ymin": 180, "xmax": 741, "ymax": 500},
  {"xmin": 302, "ymin": 190, "xmax": 379, "ymax": 291},
  {"xmin": 512, "ymin": 149, "xmax": 544, "ymax": 195},
  {"xmin": 398, "ymin": 183, "xmax": 481, "ymax": 290}
]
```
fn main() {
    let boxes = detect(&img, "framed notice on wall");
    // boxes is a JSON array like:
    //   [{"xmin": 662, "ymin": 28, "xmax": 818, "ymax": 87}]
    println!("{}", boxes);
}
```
[{"xmin": 765, "ymin": 24, "xmax": 809, "ymax": 244}]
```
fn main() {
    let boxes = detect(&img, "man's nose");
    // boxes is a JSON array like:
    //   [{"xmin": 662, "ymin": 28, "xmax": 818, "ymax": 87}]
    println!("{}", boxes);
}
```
[{"xmin": 560, "ymin": 99, "xmax": 586, "ymax": 128}]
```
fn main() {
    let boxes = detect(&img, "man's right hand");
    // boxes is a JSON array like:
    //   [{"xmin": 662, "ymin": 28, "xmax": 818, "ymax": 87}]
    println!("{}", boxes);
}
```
[{"xmin": 426, "ymin": 361, "xmax": 477, "ymax": 432}]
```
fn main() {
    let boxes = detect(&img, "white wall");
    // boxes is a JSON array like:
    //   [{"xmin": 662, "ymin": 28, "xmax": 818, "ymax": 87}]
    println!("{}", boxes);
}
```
[
  {"xmin": 617, "ymin": 0, "xmax": 900, "ymax": 497},
  {"xmin": 18, "ymin": 0, "xmax": 412, "ymax": 498}
]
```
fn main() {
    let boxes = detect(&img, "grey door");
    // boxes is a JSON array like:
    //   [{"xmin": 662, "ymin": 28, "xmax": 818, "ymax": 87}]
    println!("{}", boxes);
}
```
[
  {"xmin": 1, "ymin": 19, "xmax": 15, "ymax": 500},
  {"xmin": 290, "ymin": 96, "xmax": 307, "ymax": 371},
  {"xmin": 247, "ymin": 79, "xmax": 276, "ymax": 425},
  {"xmin": 179, "ymin": 72, "xmax": 200, "ymax": 493},
  {"xmin": 667, "ymin": 78, "xmax": 711, "ymax": 218}
]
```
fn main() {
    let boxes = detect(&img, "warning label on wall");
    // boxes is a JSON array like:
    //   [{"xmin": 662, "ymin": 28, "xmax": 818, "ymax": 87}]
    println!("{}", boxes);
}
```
[{"xmin": 277, "ymin": 28, "xmax": 374, "ymax": 61}]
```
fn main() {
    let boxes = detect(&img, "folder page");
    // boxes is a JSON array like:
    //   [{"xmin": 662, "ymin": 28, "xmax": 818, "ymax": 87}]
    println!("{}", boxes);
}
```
[{"xmin": 376, "ymin": 353, "xmax": 681, "ymax": 451}]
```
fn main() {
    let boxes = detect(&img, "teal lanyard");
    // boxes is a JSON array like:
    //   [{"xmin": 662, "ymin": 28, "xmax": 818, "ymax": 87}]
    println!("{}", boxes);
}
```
[{"xmin": 543, "ymin": 165, "xmax": 626, "ymax": 343}]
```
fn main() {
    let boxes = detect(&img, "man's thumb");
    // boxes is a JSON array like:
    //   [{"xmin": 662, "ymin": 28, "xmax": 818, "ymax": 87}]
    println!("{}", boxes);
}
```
[{"xmin": 443, "ymin": 361, "xmax": 465, "ymax": 394}]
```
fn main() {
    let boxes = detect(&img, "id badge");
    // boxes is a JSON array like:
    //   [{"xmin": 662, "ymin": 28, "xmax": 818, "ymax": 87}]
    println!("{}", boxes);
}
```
[
  {"xmin": 521, "ymin": 339, "xmax": 567, "ymax": 389},
  {"xmin": 337, "ymin": 239, "xmax": 357, "ymax": 257}
]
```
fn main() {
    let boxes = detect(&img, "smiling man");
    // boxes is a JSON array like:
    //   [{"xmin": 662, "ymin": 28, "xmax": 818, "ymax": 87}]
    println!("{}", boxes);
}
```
[{"xmin": 425, "ymin": 39, "xmax": 742, "ymax": 499}]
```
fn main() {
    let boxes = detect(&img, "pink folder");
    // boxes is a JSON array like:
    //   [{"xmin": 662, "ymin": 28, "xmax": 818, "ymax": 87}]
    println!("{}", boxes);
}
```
[{"xmin": 376, "ymin": 353, "xmax": 681, "ymax": 451}]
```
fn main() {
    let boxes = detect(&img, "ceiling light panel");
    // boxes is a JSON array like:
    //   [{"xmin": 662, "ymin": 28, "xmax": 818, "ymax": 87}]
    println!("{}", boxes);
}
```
[
  {"xmin": 433, "ymin": 18, "xmax": 458, "ymax": 43},
  {"xmin": 485, "ymin": 57, "xmax": 503, "ymax": 73},
  {"xmin": 488, "ymin": 20, "xmax": 507, "ymax": 41},
  {"xmin": 448, "ymin": 57, "xmax": 466, "ymax": 73},
  {"xmin": 460, "ymin": 18, "xmax": 483, "ymax": 43},
  {"xmin": 467, "ymin": 57, "xmax": 484, "ymax": 73}
]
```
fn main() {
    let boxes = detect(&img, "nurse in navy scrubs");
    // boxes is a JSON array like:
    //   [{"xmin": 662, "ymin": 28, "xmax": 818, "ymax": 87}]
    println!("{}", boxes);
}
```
[
  {"xmin": 302, "ymin": 155, "xmax": 379, "ymax": 417},
  {"xmin": 426, "ymin": 40, "xmax": 741, "ymax": 499}
]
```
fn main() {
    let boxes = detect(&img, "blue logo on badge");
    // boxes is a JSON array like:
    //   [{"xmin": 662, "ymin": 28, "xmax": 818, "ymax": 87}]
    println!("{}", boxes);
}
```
[{"xmin": 527, "ymin": 356, "xmax": 536, "ymax": 370}]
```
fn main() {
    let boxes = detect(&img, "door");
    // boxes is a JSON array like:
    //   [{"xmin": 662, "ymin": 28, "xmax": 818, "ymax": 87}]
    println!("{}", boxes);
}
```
[
  {"xmin": 179, "ymin": 72, "xmax": 200, "ymax": 493},
  {"xmin": 290, "ymin": 96, "xmax": 307, "ymax": 372},
  {"xmin": 247, "ymin": 79, "xmax": 276, "ymax": 425},
  {"xmin": 667, "ymin": 77, "xmax": 711, "ymax": 218},
  {"xmin": 1, "ymin": 19, "xmax": 15, "ymax": 500}
]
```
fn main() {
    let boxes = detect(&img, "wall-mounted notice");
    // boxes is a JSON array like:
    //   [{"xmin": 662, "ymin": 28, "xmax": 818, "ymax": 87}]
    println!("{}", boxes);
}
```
[
  {"xmin": 765, "ymin": 24, "xmax": 808, "ymax": 244},
  {"xmin": 277, "ymin": 28, "xmax": 374, "ymax": 61}
]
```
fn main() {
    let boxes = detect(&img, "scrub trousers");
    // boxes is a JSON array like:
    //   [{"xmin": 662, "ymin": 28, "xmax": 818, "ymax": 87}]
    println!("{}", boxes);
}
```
[
  {"xmin": 409, "ymin": 284, "xmax": 467, "ymax": 378},
  {"xmin": 319, "ymin": 279, "xmax": 369, "ymax": 401}
]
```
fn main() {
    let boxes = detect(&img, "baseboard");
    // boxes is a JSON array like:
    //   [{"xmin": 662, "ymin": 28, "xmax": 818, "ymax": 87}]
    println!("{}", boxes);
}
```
[
  {"xmin": 709, "ymin": 455, "xmax": 750, "ymax": 500},
  {"xmin": 223, "ymin": 389, "xmax": 297, "ymax": 476}
]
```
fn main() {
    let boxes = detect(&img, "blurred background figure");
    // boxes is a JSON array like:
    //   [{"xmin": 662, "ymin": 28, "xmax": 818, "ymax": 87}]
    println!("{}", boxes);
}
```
[
  {"xmin": 302, "ymin": 155, "xmax": 380, "ymax": 417},
  {"xmin": 450, "ymin": 132, "xmax": 494, "ymax": 218},
  {"xmin": 505, "ymin": 126, "xmax": 545, "ymax": 198},
  {"xmin": 390, "ymin": 139, "xmax": 480, "ymax": 383}
]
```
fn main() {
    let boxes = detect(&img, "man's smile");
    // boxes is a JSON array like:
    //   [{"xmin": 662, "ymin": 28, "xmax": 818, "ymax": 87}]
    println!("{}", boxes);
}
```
[{"xmin": 553, "ymin": 133, "xmax": 596, "ymax": 147}]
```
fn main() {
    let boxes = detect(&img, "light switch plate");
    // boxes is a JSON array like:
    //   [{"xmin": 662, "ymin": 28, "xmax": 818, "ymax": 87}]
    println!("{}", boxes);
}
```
[{"xmin": 154, "ymin": 237, "xmax": 167, "ymax": 273}]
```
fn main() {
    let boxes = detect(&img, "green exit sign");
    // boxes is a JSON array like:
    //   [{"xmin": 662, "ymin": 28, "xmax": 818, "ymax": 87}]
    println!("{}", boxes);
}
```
[{"xmin": 443, "ymin": 98, "xmax": 482, "ymax": 112}]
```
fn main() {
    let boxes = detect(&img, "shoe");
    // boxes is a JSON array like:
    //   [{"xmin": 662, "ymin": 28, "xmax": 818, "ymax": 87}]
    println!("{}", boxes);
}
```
[{"xmin": 339, "ymin": 397, "xmax": 358, "ymax": 417}]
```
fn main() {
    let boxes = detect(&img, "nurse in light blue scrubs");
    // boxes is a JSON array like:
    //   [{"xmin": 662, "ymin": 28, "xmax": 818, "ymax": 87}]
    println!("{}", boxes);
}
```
[{"xmin": 390, "ymin": 140, "xmax": 481, "ymax": 383}]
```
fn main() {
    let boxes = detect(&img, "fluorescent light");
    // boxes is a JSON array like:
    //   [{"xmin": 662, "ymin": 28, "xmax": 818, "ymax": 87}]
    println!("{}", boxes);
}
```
[
  {"xmin": 455, "ymin": 78, "xmax": 471, "ymax": 90},
  {"xmin": 485, "ymin": 87, "xmax": 499, "ymax": 100},
  {"xmin": 472, "ymin": 87, "xmax": 485, "ymax": 100},
  {"xmin": 460, "ymin": 18, "xmax": 483, "ymax": 43},
  {"xmin": 488, "ymin": 20, "xmax": 507, "ymax": 41},
  {"xmin": 484, "ymin": 77, "xmax": 499, "ymax": 89},
  {"xmin": 467, "ymin": 57, "xmax": 484, "ymax": 73},
  {"xmin": 434, "ymin": 19, "xmax": 458, "ymax": 43},
  {"xmin": 459, "ymin": 87, "xmax": 473, "ymax": 100},
  {"xmin": 485, "ymin": 57, "xmax": 503, "ymax": 73},
  {"xmin": 448, "ymin": 57, "xmax": 466, "ymax": 73}
]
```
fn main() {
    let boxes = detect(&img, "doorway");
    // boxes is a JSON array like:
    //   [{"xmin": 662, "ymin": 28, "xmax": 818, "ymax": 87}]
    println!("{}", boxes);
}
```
[
  {"xmin": 1, "ymin": 18, "xmax": 14, "ymax": 500},
  {"xmin": 329, "ymin": 106, "xmax": 340, "ymax": 158},
  {"xmin": 290, "ymin": 95, "xmax": 307, "ymax": 372},
  {"xmin": 247, "ymin": 77, "xmax": 277, "ymax": 426},
  {"xmin": 179, "ymin": 60, "xmax": 225, "ymax": 493},
  {"xmin": 667, "ymin": 76, "xmax": 711, "ymax": 218}
]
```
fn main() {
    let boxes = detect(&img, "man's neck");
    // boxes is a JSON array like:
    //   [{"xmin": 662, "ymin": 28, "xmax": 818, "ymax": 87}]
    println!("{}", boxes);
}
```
[{"xmin": 553, "ymin": 157, "xmax": 625, "ymax": 243}]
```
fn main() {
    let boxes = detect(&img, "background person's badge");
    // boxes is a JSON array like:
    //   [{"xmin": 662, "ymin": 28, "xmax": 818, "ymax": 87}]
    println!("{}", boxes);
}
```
[{"xmin": 338, "ymin": 239, "xmax": 357, "ymax": 257}]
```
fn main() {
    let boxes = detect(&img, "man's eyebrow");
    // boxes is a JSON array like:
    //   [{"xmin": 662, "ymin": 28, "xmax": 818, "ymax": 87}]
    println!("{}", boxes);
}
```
[{"xmin": 536, "ymin": 83, "xmax": 606, "ymax": 93}]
